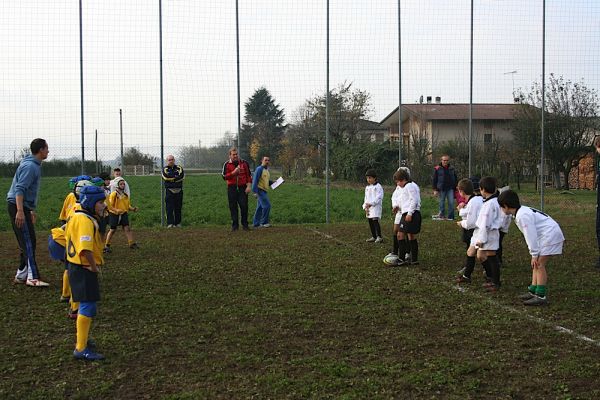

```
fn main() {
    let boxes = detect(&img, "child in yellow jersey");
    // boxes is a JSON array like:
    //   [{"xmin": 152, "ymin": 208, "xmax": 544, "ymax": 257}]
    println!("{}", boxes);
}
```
[
  {"xmin": 104, "ymin": 177, "xmax": 139, "ymax": 252},
  {"xmin": 65, "ymin": 185, "xmax": 107, "ymax": 361}
]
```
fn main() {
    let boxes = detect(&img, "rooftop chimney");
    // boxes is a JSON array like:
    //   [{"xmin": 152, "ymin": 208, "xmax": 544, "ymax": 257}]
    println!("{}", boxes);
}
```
[
  {"xmin": 426, "ymin": 96, "xmax": 432, "ymax": 104},
  {"xmin": 435, "ymin": 96, "xmax": 441, "ymax": 104},
  {"xmin": 419, "ymin": 95, "xmax": 423, "ymax": 104}
]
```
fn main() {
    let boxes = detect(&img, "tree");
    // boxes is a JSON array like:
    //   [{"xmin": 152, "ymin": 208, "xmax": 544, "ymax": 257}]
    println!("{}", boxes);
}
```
[
  {"xmin": 239, "ymin": 87, "xmax": 286, "ymax": 165},
  {"xmin": 513, "ymin": 74, "xmax": 600, "ymax": 189},
  {"xmin": 122, "ymin": 147, "xmax": 155, "ymax": 169}
]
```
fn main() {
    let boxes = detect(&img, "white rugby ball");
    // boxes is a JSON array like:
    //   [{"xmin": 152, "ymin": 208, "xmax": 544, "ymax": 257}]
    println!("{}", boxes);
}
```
[{"xmin": 383, "ymin": 254, "xmax": 399, "ymax": 266}]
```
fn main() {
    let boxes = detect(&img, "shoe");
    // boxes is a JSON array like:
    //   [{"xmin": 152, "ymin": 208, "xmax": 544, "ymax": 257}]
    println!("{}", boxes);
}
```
[
  {"xmin": 242, "ymin": 226, "xmax": 251, "ymax": 231},
  {"xmin": 73, "ymin": 347, "xmax": 105, "ymax": 361},
  {"xmin": 523, "ymin": 295, "xmax": 548, "ymax": 306},
  {"xmin": 518, "ymin": 292, "xmax": 536, "ymax": 300},
  {"xmin": 231, "ymin": 226, "xmax": 239, "ymax": 232},
  {"xmin": 456, "ymin": 267, "xmax": 466, "ymax": 275},
  {"xmin": 26, "ymin": 279, "xmax": 49, "ymax": 287},
  {"xmin": 129, "ymin": 243, "xmax": 139, "ymax": 249},
  {"xmin": 13, "ymin": 277, "xmax": 26, "ymax": 285},
  {"xmin": 409, "ymin": 260, "xmax": 420, "ymax": 265},
  {"xmin": 456, "ymin": 275, "xmax": 471, "ymax": 283},
  {"xmin": 60, "ymin": 296, "xmax": 70, "ymax": 303},
  {"xmin": 86, "ymin": 339, "xmax": 97, "ymax": 351},
  {"xmin": 396, "ymin": 259, "xmax": 409, "ymax": 266},
  {"xmin": 260, "ymin": 224, "xmax": 271, "ymax": 228},
  {"xmin": 103, "ymin": 246, "xmax": 112, "ymax": 254},
  {"xmin": 68, "ymin": 309, "xmax": 78, "ymax": 320},
  {"xmin": 167, "ymin": 224, "xmax": 174, "ymax": 228},
  {"xmin": 374, "ymin": 237, "xmax": 383, "ymax": 243},
  {"xmin": 484, "ymin": 284, "xmax": 500, "ymax": 293},
  {"xmin": 175, "ymin": 224, "xmax": 182, "ymax": 228},
  {"xmin": 365, "ymin": 237, "xmax": 376, "ymax": 242}
]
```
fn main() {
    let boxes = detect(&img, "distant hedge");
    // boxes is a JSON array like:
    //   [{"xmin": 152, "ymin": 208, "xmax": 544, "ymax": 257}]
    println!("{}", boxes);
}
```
[{"xmin": 0, "ymin": 160, "xmax": 110, "ymax": 178}]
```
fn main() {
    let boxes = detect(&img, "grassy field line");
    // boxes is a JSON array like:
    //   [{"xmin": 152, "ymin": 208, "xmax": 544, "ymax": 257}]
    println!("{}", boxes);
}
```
[{"xmin": 309, "ymin": 227, "xmax": 600, "ymax": 349}]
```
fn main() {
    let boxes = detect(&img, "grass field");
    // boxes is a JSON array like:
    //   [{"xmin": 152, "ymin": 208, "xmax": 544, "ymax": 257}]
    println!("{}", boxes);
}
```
[{"xmin": 1, "ymin": 175, "xmax": 600, "ymax": 398}]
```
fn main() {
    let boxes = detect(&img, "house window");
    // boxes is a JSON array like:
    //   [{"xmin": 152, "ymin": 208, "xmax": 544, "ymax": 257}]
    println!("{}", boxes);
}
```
[{"xmin": 484, "ymin": 133, "xmax": 493, "ymax": 144}]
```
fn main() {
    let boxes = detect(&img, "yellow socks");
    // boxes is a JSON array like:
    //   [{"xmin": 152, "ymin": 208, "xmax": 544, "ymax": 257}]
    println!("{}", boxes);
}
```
[
  {"xmin": 76, "ymin": 314, "xmax": 92, "ymax": 352},
  {"xmin": 61, "ymin": 270, "xmax": 70, "ymax": 299}
]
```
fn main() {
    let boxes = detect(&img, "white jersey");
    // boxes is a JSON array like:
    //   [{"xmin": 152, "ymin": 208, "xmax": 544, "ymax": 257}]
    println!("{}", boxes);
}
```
[
  {"xmin": 514, "ymin": 206, "xmax": 565, "ymax": 257},
  {"xmin": 362, "ymin": 182, "xmax": 384, "ymax": 219},
  {"xmin": 472, "ymin": 195, "xmax": 503, "ymax": 250},
  {"xmin": 459, "ymin": 195, "xmax": 483, "ymax": 230},
  {"xmin": 399, "ymin": 181, "xmax": 421, "ymax": 215},
  {"xmin": 391, "ymin": 186, "xmax": 403, "ymax": 224}
]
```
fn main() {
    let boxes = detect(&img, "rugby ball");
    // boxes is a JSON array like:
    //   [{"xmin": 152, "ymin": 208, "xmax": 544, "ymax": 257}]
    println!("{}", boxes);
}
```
[{"xmin": 383, "ymin": 253, "xmax": 399, "ymax": 266}]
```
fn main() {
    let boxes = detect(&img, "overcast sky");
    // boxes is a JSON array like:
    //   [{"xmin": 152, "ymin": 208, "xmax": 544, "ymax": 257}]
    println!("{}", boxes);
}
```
[{"xmin": 0, "ymin": 0, "xmax": 598, "ymax": 162}]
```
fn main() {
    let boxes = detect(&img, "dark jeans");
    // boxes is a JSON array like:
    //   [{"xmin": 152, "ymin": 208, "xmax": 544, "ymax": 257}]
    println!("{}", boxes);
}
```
[
  {"xmin": 227, "ymin": 186, "xmax": 249, "ymax": 229},
  {"xmin": 7, "ymin": 202, "xmax": 40, "ymax": 279},
  {"xmin": 165, "ymin": 189, "xmax": 183, "ymax": 225},
  {"xmin": 596, "ymin": 190, "xmax": 600, "ymax": 249}
]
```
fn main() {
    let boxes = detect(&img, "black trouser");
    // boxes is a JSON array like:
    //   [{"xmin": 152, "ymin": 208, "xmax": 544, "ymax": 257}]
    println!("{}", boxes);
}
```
[
  {"xmin": 368, "ymin": 218, "xmax": 381, "ymax": 238},
  {"xmin": 165, "ymin": 189, "xmax": 183, "ymax": 225},
  {"xmin": 227, "ymin": 185, "xmax": 249, "ymax": 229},
  {"xmin": 7, "ymin": 202, "xmax": 40, "ymax": 279},
  {"xmin": 596, "ymin": 187, "xmax": 600, "ymax": 250}
]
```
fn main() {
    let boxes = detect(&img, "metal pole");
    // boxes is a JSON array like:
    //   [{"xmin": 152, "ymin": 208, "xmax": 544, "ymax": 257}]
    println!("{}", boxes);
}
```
[
  {"xmin": 95, "ymin": 129, "xmax": 98, "ymax": 174},
  {"xmin": 540, "ymin": 0, "xmax": 546, "ymax": 210},
  {"xmin": 119, "ymin": 109, "xmax": 124, "ymax": 167},
  {"xmin": 468, "ymin": 0, "xmax": 473, "ymax": 179},
  {"xmin": 236, "ymin": 0, "xmax": 241, "ymax": 155},
  {"xmin": 325, "ymin": 0, "xmax": 330, "ymax": 224},
  {"xmin": 78, "ymin": 0, "xmax": 85, "ymax": 175},
  {"xmin": 159, "ymin": 0, "xmax": 165, "ymax": 225},
  {"xmin": 397, "ymin": 0, "xmax": 402, "ymax": 167}
]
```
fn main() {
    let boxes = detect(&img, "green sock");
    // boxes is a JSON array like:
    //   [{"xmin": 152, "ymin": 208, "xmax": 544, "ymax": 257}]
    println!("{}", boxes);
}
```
[
  {"xmin": 528, "ymin": 284, "xmax": 537, "ymax": 294},
  {"xmin": 536, "ymin": 285, "xmax": 547, "ymax": 297}
]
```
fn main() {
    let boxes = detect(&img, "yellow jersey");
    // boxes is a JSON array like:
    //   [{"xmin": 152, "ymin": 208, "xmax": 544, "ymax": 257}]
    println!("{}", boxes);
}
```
[
  {"xmin": 65, "ymin": 210, "xmax": 104, "ymax": 266},
  {"xmin": 59, "ymin": 193, "xmax": 76, "ymax": 221},
  {"xmin": 107, "ymin": 191, "xmax": 131, "ymax": 215},
  {"xmin": 50, "ymin": 226, "xmax": 66, "ymax": 247}
]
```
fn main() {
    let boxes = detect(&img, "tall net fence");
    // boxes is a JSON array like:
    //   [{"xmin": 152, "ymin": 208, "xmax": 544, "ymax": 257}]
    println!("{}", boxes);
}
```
[{"xmin": 1, "ymin": 0, "xmax": 598, "ymax": 208}]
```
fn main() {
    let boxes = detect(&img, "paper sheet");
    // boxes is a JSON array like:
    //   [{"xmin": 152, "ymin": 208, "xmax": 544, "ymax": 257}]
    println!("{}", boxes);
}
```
[{"xmin": 270, "ymin": 176, "xmax": 284, "ymax": 190}]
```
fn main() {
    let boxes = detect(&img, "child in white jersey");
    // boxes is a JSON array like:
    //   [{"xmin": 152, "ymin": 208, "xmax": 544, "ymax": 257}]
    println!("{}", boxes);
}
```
[
  {"xmin": 362, "ymin": 169, "xmax": 384, "ymax": 243},
  {"xmin": 455, "ymin": 178, "xmax": 484, "ymax": 283},
  {"xmin": 498, "ymin": 189, "xmax": 564, "ymax": 306},
  {"xmin": 393, "ymin": 168, "xmax": 421, "ymax": 265},
  {"xmin": 469, "ymin": 176, "xmax": 504, "ymax": 291}
]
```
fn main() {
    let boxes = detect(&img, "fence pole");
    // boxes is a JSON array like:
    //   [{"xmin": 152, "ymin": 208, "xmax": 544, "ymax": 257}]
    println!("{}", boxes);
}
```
[
  {"xmin": 236, "ymin": 0, "xmax": 241, "ymax": 156},
  {"xmin": 397, "ymin": 0, "xmax": 402, "ymax": 166},
  {"xmin": 468, "ymin": 0, "xmax": 473, "ymax": 179},
  {"xmin": 78, "ymin": 0, "xmax": 85, "ymax": 175},
  {"xmin": 159, "ymin": 0, "xmax": 165, "ymax": 226},
  {"xmin": 325, "ymin": 0, "xmax": 330, "ymax": 224},
  {"xmin": 540, "ymin": 0, "xmax": 546, "ymax": 211},
  {"xmin": 95, "ymin": 129, "xmax": 98, "ymax": 174}
]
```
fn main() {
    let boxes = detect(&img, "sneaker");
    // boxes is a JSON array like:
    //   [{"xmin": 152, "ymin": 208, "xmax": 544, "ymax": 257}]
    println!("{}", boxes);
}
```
[
  {"xmin": 456, "ymin": 275, "xmax": 471, "ymax": 284},
  {"xmin": 167, "ymin": 224, "xmax": 174, "ymax": 228},
  {"xmin": 374, "ymin": 237, "xmax": 383, "ymax": 243},
  {"xmin": 523, "ymin": 295, "xmax": 548, "ymax": 306},
  {"xmin": 129, "ymin": 243, "xmax": 139, "ymax": 249},
  {"xmin": 86, "ymin": 339, "xmax": 97, "ymax": 351},
  {"xmin": 73, "ymin": 347, "xmax": 105, "ymax": 361},
  {"xmin": 26, "ymin": 279, "xmax": 49, "ymax": 287},
  {"xmin": 518, "ymin": 292, "xmax": 536, "ymax": 300},
  {"xmin": 103, "ymin": 246, "xmax": 112, "ymax": 253},
  {"xmin": 175, "ymin": 224, "xmax": 182, "ymax": 228},
  {"xmin": 13, "ymin": 277, "xmax": 26, "ymax": 285},
  {"xmin": 68, "ymin": 309, "xmax": 78, "ymax": 320},
  {"xmin": 484, "ymin": 284, "xmax": 500, "ymax": 293},
  {"xmin": 365, "ymin": 237, "xmax": 376, "ymax": 242},
  {"xmin": 260, "ymin": 224, "xmax": 271, "ymax": 228},
  {"xmin": 60, "ymin": 296, "xmax": 70, "ymax": 303},
  {"xmin": 456, "ymin": 267, "xmax": 466, "ymax": 275},
  {"xmin": 409, "ymin": 260, "xmax": 420, "ymax": 265}
]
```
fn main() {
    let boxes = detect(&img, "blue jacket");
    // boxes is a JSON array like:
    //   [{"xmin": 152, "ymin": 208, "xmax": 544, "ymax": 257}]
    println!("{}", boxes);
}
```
[
  {"xmin": 432, "ymin": 163, "xmax": 458, "ymax": 192},
  {"xmin": 6, "ymin": 155, "xmax": 42, "ymax": 210}
]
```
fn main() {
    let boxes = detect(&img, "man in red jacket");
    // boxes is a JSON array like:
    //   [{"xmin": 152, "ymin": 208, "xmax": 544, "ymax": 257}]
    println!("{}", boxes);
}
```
[{"xmin": 222, "ymin": 147, "xmax": 252, "ymax": 231}]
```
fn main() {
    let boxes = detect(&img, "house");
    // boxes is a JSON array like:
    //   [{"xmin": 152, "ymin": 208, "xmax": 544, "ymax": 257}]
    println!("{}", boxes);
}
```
[{"xmin": 379, "ymin": 101, "xmax": 518, "ymax": 152}]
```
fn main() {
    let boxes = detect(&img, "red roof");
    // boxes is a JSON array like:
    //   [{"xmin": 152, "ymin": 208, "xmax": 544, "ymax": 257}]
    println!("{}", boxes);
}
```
[{"xmin": 381, "ymin": 103, "xmax": 519, "ymax": 124}]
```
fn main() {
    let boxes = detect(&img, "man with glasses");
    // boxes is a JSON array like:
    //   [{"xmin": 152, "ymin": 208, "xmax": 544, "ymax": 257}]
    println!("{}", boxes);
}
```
[{"xmin": 432, "ymin": 154, "xmax": 458, "ymax": 220}]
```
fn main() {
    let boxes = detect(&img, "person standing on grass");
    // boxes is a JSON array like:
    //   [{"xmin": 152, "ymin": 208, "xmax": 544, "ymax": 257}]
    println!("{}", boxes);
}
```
[
  {"xmin": 162, "ymin": 154, "xmax": 185, "ymax": 228},
  {"xmin": 362, "ymin": 169, "xmax": 383, "ymax": 243},
  {"xmin": 66, "ymin": 185, "xmax": 107, "ymax": 360},
  {"xmin": 104, "ymin": 177, "xmax": 139, "ymax": 252},
  {"xmin": 252, "ymin": 156, "xmax": 274, "ymax": 228},
  {"xmin": 595, "ymin": 135, "xmax": 600, "ymax": 270},
  {"xmin": 109, "ymin": 167, "xmax": 130, "ymax": 197},
  {"xmin": 394, "ymin": 168, "xmax": 422, "ymax": 265},
  {"xmin": 432, "ymin": 154, "xmax": 458, "ymax": 220},
  {"xmin": 7, "ymin": 138, "xmax": 50, "ymax": 287},
  {"xmin": 455, "ymin": 178, "xmax": 483, "ymax": 281},
  {"xmin": 498, "ymin": 189, "xmax": 565, "ymax": 306},
  {"xmin": 222, "ymin": 147, "xmax": 252, "ymax": 231}
]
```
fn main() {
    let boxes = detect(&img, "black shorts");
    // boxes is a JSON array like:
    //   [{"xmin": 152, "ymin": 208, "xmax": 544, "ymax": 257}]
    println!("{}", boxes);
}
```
[
  {"xmin": 399, "ymin": 211, "xmax": 422, "ymax": 234},
  {"xmin": 462, "ymin": 228, "xmax": 475, "ymax": 244},
  {"xmin": 109, "ymin": 212, "xmax": 129, "ymax": 229},
  {"xmin": 67, "ymin": 262, "xmax": 100, "ymax": 302}
]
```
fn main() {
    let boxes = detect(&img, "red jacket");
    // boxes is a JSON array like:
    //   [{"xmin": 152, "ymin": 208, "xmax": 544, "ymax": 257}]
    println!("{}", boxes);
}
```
[{"xmin": 222, "ymin": 159, "xmax": 252, "ymax": 187}]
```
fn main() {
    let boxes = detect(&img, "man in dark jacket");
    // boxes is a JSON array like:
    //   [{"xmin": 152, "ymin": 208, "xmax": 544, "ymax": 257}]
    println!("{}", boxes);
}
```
[
  {"xmin": 432, "ymin": 154, "xmax": 459, "ymax": 220},
  {"xmin": 7, "ymin": 138, "xmax": 50, "ymax": 287},
  {"xmin": 162, "ymin": 155, "xmax": 185, "ymax": 228},
  {"xmin": 222, "ymin": 148, "xmax": 252, "ymax": 231}
]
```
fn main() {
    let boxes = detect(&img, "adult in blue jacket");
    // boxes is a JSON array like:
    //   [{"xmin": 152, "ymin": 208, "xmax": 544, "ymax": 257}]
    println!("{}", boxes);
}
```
[
  {"xmin": 252, "ymin": 156, "xmax": 274, "ymax": 228},
  {"xmin": 432, "ymin": 154, "xmax": 459, "ymax": 220},
  {"xmin": 7, "ymin": 138, "xmax": 50, "ymax": 287}
]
